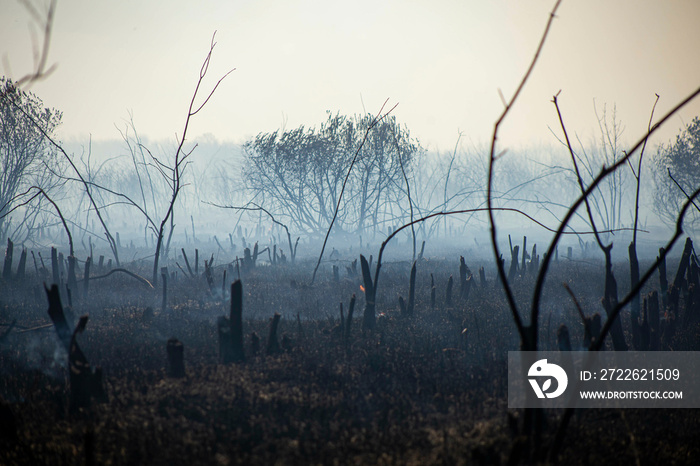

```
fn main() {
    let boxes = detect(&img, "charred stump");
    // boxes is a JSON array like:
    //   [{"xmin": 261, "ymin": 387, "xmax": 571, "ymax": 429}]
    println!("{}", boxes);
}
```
[
  {"xmin": 204, "ymin": 255, "xmax": 215, "ymax": 292},
  {"xmin": 267, "ymin": 312, "xmax": 281, "ymax": 355},
  {"xmin": 663, "ymin": 284, "xmax": 679, "ymax": 347},
  {"xmin": 408, "ymin": 261, "xmax": 417, "ymax": 315},
  {"xmin": 250, "ymin": 332, "xmax": 260, "ymax": 356},
  {"xmin": 398, "ymin": 296, "xmax": 407, "ymax": 316},
  {"xmin": 345, "ymin": 294, "xmax": 356, "ymax": 340},
  {"xmin": 67, "ymin": 255, "xmax": 78, "ymax": 299},
  {"xmin": 51, "ymin": 246, "xmax": 59, "ymax": 286},
  {"xmin": 337, "ymin": 302, "xmax": 345, "ymax": 337},
  {"xmin": 83, "ymin": 256, "xmax": 91, "ymax": 300},
  {"xmin": 230, "ymin": 280, "xmax": 245, "ymax": 361},
  {"xmin": 658, "ymin": 247, "xmax": 668, "ymax": 309},
  {"xmin": 46, "ymin": 289, "xmax": 107, "ymax": 412},
  {"xmin": 529, "ymin": 244, "xmax": 539, "ymax": 276},
  {"xmin": 360, "ymin": 255, "xmax": 376, "ymax": 331},
  {"xmin": 459, "ymin": 256, "xmax": 471, "ymax": 301},
  {"xmin": 166, "ymin": 338, "xmax": 185, "ymax": 378},
  {"xmin": 445, "ymin": 275, "xmax": 454, "ymax": 307},
  {"xmin": 218, "ymin": 280, "xmax": 245, "ymax": 363},
  {"xmin": 647, "ymin": 290, "xmax": 661, "ymax": 351},
  {"xmin": 16, "ymin": 248, "xmax": 27, "ymax": 281},
  {"xmin": 685, "ymin": 256, "xmax": 700, "ymax": 326},
  {"xmin": 69, "ymin": 316, "xmax": 107, "ymax": 411},
  {"xmin": 181, "ymin": 248, "xmax": 194, "ymax": 277},
  {"xmin": 557, "ymin": 325, "xmax": 572, "ymax": 352},
  {"xmin": 508, "ymin": 245, "xmax": 519, "ymax": 282},
  {"xmin": 58, "ymin": 252, "xmax": 65, "ymax": 281},
  {"xmin": 629, "ymin": 242, "xmax": 641, "ymax": 349},
  {"xmin": 638, "ymin": 294, "xmax": 651, "ymax": 351},
  {"xmin": 46, "ymin": 284, "xmax": 72, "ymax": 350},
  {"xmin": 673, "ymin": 238, "xmax": 693, "ymax": 292},
  {"xmin": 583, "ymin": 313, "xmax": 602, "ymax": 350},
  {"xmin": 602, "ymin": 247, "xmax": 628, "ymax": 351},
  {"xmin": 2, "ymin": 238, "xmax": 13, "ymax": 280},
  {"xmin": 195, "ymin": 248, "xmax": 199, "ymax": 275}
]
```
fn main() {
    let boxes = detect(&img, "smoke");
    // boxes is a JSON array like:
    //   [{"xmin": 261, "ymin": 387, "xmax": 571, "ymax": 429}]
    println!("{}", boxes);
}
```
[{"xmin": 1, "ymin": 331, "xmax": 68, "ymax": 383}]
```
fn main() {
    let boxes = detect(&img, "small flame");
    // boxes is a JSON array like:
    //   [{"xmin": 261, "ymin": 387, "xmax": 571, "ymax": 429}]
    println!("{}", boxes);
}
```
[{"xmin": 360, "ymin": 285, "xmax": 365, "ymax": 293}]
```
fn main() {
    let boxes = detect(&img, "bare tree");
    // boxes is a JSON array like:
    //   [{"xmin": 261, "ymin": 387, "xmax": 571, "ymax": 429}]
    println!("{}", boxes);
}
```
[
  {"xmin": 0, "ymin": 78, "xmax": 64, "ymax": 243},
  {"xmin": 242, "ymin": 111, "xmax": 419, "ymax": 237},
  {"xmin": 149, "ymin": 32, "xmax": 233, "ymax": 285},
  {"xmin": 652, "ymin": 116, "xmax": 700, "ymax": 232}
]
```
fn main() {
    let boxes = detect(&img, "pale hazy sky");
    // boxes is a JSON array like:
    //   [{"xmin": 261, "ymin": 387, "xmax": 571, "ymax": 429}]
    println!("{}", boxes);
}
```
[{"xmin": 2, "ymin": 0, "xmax": 700, "ymax": 152}]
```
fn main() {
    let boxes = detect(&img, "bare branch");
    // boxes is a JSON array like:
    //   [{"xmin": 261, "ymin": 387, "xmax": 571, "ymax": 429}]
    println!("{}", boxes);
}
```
[
  {"xmin": 9, "ymin": 0, "xmax": 58, "ymax": 89},
  {"xmin": 310, "ymin": 99, "xmax": 399, "ymax": 285},
  {"xmin": 487, "ymin": 0, "xmax": 563, "ymax": 348}
]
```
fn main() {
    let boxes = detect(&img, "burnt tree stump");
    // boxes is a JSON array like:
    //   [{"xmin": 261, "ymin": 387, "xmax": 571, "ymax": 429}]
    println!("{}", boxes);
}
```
[
  {"xmin": 267, "ymin": 313, "xmax": 281, "ymax": 355},
  {"xmin": 167, "ymin": 338, "xmax": 185, "ymax": 378},
  {"xmin": 557, "ymin": 325, "xmax": 572, "ymax": 351},
  {"xmin": 658, "ymin": 247, "xmax": 668, "ymax": 308},
  {"xmin": 46, "ymin": 288, "xmax": 106, "ymax": 411},
  {"xmin": 46, "ymin": 284, "xmax": 72, "ymax": 350},
  {"xmin": 51, "ymin": 247, "xmax": 59, "ymax": 285},
  {"xmin": 250, "ymin": 332, "xmax": 260, "ymax": 355},
  {"xmin": 218, "ymin": 280, "xmax": 245, "ymax": 363},
  {"xmin": 445, "ymin": 275, "xmax": 454, "ymax": 307},
  {"xmin": 647, "ymin": 290, "xmax": 660, "ymax": 351},
  {"xmin": 16, "ymin": 248, "xmax": 27, "ymax": 281},
  {"xmin": 508, "ymin": 245, "xmax": 519, "ymax": 282},
  {"xmin": 345, "ymin": 294, "xmax": 356, "ymax": 340},
  {"xmin": 67, "ymin": 255, "xmax": 78, "ymax": 298},
  {"xmin": 602, "ymin": 247, "xmax": 628, "ymax": 351},
  {"xmin": 360, "ymin": 255, "xmax": 376, "ymax": 331},
  {"xmin": 629, "ymin": 242, "xmax": 641, "ymax": 349},
  {"xmin": 2, "ymin": 238, "xmax": 13, "ymax": 280},
  {"xmin": 181, "ymin": 248, "xmax": 194, "ymax": 277},
  {"xmin": 230, "ymin": 280, "xmax": 245, "ymax": 361},
  {"xmin": 83, "ymin": 256, "xmax": 91, "ymax": 299}
]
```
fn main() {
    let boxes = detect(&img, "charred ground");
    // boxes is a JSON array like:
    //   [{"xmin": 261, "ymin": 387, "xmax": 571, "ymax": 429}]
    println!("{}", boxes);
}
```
[{"xmin": 1, "ymin": 248, "xmax": 700, "ymax": 465}]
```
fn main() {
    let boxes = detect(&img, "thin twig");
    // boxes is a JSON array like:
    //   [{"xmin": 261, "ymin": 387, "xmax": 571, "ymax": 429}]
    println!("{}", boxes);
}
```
[
  {"xmin": 632, "ymin": 94, "xmax": 660, "ymax": 244},
  {"xmin": 487, "ymin": 0, "xmax": 563, "ymax": 348},
  {"xmin": 310, "ymin": 100, "xmax": 399, "ymax": 285},
  {"xmin": 552, "ymin": 91, "xmax": 606, "ymax": 251},
  {"xmin": 89, "ymin": 268, "xmax": 154, "ymax": 288}
]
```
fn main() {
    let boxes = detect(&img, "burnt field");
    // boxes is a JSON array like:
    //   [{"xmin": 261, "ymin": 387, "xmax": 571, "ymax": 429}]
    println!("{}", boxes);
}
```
[{"xmin": 2, "ymin": 243, "xmax": 700, "ymax": 465}]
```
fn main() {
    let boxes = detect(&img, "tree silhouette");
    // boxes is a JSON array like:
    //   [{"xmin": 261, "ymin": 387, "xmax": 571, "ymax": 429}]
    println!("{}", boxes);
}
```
[{"xmin": 0, "ymin": 77, "xmax": 64, "ymax": 242}]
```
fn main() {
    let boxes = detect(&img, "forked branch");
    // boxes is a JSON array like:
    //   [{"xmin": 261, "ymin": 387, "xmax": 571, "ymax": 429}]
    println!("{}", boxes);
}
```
[
  {"xmin": 487, "ymin": 0, "xmax": 563, "ymax": 348},
  {"xmin": 310, "ymin": 99, "xmax": 399, "ymax": 285}
]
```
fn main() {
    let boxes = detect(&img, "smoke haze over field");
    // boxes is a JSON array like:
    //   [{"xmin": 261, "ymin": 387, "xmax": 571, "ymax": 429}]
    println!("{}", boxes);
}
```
[
  {"xmin": 2, "ymin": 0, "xmax": 699, "ymax": 151},
  {"xmin": 2, "ymin": 0, "xmax": 700, "ymax": 259}
]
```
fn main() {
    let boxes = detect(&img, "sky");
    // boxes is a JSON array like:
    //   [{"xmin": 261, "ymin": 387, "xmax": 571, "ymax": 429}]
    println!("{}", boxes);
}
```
[{"xmin": 2, "ymin": 0, "xmax": 700, "ymax": 153}]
